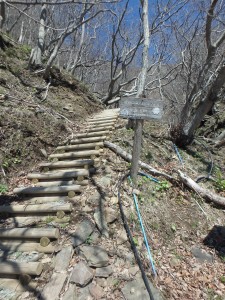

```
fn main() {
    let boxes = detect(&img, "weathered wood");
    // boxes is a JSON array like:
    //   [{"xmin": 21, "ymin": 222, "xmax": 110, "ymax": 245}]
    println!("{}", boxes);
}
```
[
  {"xmin": 36, "ymin": 179, "xmax": 88, "ymax": 187},
  {"xmin": 13, "ymin": 184, "xmax": 82, "ymax": 195},
  {"xmin": 0, "ymin": 228, "xmax": 60, "ymax": 239},
  {"xmin": 0, "ymin": 203, "xmax": 72, "ymax": 214},
  {"xmin": 0, "ymin": 262, "xmax": 43, "ymax": 275},
  {"xmin": 25, "ymin": 196, "xmax": 69, "ymax": 204},
  {"xmin": 35, "ymin": 180, "xmax": 74, "ymax": 187},
  {"xmin": 57, "ymin": 142, "xmax": 103, "ymax": 151},
  {"xmin": 49, "ymin": 150, "xmax": 100, "ymax": 160},
  {"xmin": 28, "ymin": 170, "xmax": 89, "ymax": 180},
  {"xmin": 0, "ymin": 278, "xmax": 37, "ymax": 291},
  {"xmin": 39, "ymin": 159, "xmax": 94, "ymax": 169},
  {"xmin": 86, "ymin": 123, "xmax": 115, "ymax": 128},
  {"xmin": 87, "ymin": 120, "xmax": 116, "ymax": 125},
  {"xmin": 104, "ymin": 141, "xmax": 174, "ymax": 180},
  {"xmin": 86, "ymin": 127, "xmax": 114, "ymax": 133},
  {"xmin": 75, "ymin": 131, "xmax": 109, "ymax": 138},
  {"xmin": 178, "ymin": 170, "xmax": 225, "ymax": 207},
  {"xmin": 40, "ymin": 236, "xmax": 50, "ymax": 247},
  {"xmin": 131, "ymin": 120, "xmax": 143, "ymax": 182},
  {"xmin": 70, "ymin": 136, "xmax": 106, "ymax": 144},
  {"xmin": 120, "ymin": 97, "xmax": 163, "ymax": 120}
]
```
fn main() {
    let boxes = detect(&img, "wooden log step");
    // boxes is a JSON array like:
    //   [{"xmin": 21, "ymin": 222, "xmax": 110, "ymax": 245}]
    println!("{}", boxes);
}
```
[
  {"xmin": 0, "ymin": 203, "xmax": 72, "ymax": 214},
  {"xmin": 35, "ymin": 179, "xmax": 88, "ymax": 187},
  {"xmin": 49, "ymin": 150, "xmax": 100, "ymax": 160},
  {"xmin": 13, "ymin": 185, "xmax": 82, "ymax": 196},
  {"xmin": 86, "ymin": 126, "xmax": 114, "ymax": 133},
  {"xmin": 0, "ymin": 262, "xmax": 43, "ymax": 276},
  {"xmin": 87, "ymin": 119, "xmax": 116, "ymax": 124},
  {"xmin": 35, "ymin": 180, "xmax": 74, "ymax": 187},
  {"xmin": 86, "ymin": 124, "xmax": 114, "ymax": 129},
  {"xmin": 0, "ymin": 228, "xmax": 60, "ymax": 239},
  {"xmin": 39, "ymin": 159, "xmax": 94, "ymax": 170},
  {"xmin": 24, "ymin": 196, "xmax": 70, "ymax": 204},
  {"xmin": 0, "ymin": 278, "xmax": 37, "ymax": 292},
  {"xmin": 70, "ymin": 137, "xmax": 106, "ymax": 144},
  {"xmin": 57, "ymin": 142, "xmax": 103, "ymax": 151},
  {"xmin": 75, "ymin": 131, "xmax": 109, "ymax": 138},
  {"xmin": 27, "ymin": 170, "xmax": 89, "ymax": 180},
  {"xmin": 0, "ymin": 242, "xmax": 55, "ymax": 253}
]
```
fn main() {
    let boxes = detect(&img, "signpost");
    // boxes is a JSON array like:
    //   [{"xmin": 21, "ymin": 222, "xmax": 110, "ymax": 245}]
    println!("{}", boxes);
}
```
[{"xmin": 119, "ymin": 97, "xmax": 163, "ymax": 182}]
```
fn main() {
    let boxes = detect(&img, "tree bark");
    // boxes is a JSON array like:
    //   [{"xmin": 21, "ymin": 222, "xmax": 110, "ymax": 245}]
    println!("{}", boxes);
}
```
[{"xmin": 29, "ymin": 2, "xmax": 47, "ymax": 67}]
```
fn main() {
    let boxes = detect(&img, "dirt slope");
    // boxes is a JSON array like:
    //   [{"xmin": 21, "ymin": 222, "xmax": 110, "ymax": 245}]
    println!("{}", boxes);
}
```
[{"xmin": 0, "ymin": 33, "xmax": 101, "ymax": 186}]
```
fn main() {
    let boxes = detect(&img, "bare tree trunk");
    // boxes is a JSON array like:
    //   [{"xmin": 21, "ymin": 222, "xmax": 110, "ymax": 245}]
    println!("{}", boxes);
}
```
[
  {"xmin": 171, "ymin": 0, "xmax": 225, "ymax": 147},
  {"xmin": 174, "ymin": 61, "xmax": 225, "ymax": 146},
  {"xmin": 29, "ymin": 2, "xmax": 47, "ymax": 67},
  {"xmin": 0, "ymin": 0, "xmax": 5, "ymax": 29},
  {"xmin": 18, "ymin": 21, "xmax": 24, "ymax": 44}
]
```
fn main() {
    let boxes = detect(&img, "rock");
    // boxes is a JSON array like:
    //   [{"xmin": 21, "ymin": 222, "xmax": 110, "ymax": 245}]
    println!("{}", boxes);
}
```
[
  {"xmin": 77, "ymin": 284, "xmax": 92, "ymax": 300},
  {"xmin": 96, "ymin": 278, "xmax": 107, "ymax": 287},
  {"xmin": 203, "ymin": 225, "xmax": 225, "ymax": 255},
  {"xmin": 89, "ymin": 230, "xmax": 100, "ymax": 245},
  {"xmin": 104, "ymin": 166, "xmax": 112, "ymax": 174},
  {"xmin": 70, "ymin": 261, "xmax": 94, "ymax": 287},
  {"xmin": 105, "ymin": 207, "xmax": 118, "ymax": 224},
  {"xmin": 110, "ymin": 196, "xmax": 118, "ymax": 205},
  {"xmin": 79, "ymin": 245, "xmax": 109, "ymax": 267},
  {"xmin": 40, "ymin": 148, "xmax": 48, "ymax": 158},
  {"xmin": 116, "ymin": 229, "xmax": 128, "ymax": 245},
  {"xmin": 62, "ymin": 284, "xmax": 77, "ymax": 300},
  {"xmin": 133, "ymin": 189, "xmax": 141, "ymax": 195},
  {"xmin": 89, "ymin": 283, "xmax": 104, "ymax": 299},
  {"xmin": 42, "ymin": 273, "xmax": 67, "ymax": 300},
  {"xmin": 87, "ymin": 191, "xmax": 102, "ymax": 205},
  {"xmin": 191, "ymin": 246, "xmax": 213, "ymax": 263},
  {"xmin": 99, "ymin": 176, "xmax": 111, "ymax": 187},
  {"xmin": 95, "ymin": 266, "xmax": 113, "ymax": 278},
  {"xmin": 122, "ymin": 277, "xmax": 164, "ymax": 300},
  {"xmin": 94, "ymin": 209, "xmax": 109, "ymax": 238},
  {"xmin": 129, "ymin": 266, "xmax": 139, "ymax": 276},
  {"xmin": 54, "ymin": 245, "xmax": 73, "ymax": 272},
  {"xmin": 82, "ymin": 206, "xmax": 93, "ymax": 213},
  {"xmin": 71, "ymin": 219, "xmax": 95, "ymax": 247}
]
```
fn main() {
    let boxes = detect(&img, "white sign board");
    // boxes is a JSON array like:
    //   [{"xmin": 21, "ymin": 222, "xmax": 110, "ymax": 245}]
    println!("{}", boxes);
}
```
[{"xmin": 119, "ymin": 97, "xmax": 163, "ymax": 120}]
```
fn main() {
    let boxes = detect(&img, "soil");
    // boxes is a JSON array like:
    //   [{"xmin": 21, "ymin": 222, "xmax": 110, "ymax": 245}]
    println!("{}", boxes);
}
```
[
  {"xmin": 0, "ymin": 33, "xmax": 225, "ymax": 300},
  {"xmin": 0, "ymin": 33, "xmax": 102, "ymax": 185}
]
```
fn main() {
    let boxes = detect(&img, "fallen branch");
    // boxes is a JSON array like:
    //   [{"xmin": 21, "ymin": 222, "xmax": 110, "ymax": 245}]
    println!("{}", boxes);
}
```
[
  {"xmin": 178, "ymin": 170, "xmax": 225, "ymax": 207},
  {"xmin": 104, "ymin": 141, "xmax": 174, "ymax": 181}
]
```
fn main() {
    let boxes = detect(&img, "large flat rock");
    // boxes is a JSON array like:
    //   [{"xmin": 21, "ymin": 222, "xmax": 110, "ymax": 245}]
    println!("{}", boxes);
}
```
[
  {"xmin": 42, "ymin": 273, "xmax": 67, "ymax": 300},
  {"xmin": 70, "ymin": 261, "xmax": 94, "ymax": 287},
  {"xmin": 54, "ymin": 245, "xmax": 73, "ymax": 272},
  {"xmin": 122, "ymin": 277, "xmax": 164, "ymax": 300},
  {"xmin": 71, "ymin": 219, "xmax": 95, "ymax": 247},
  {"xmin": 79, "ymin": 245, "xmax": 109, "ymax": 267}
]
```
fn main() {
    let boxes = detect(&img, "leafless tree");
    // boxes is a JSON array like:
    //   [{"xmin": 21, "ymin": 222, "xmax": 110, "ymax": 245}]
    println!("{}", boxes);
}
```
[{"xmin": 169, "ymin": 0, "xmax": 225, "ymax": 146}]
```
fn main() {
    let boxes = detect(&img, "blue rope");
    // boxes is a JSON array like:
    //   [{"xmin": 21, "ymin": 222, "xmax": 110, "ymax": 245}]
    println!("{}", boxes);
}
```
[
  {"xmin": 128, "ymin": 174, "xmax": 157, "ymax": 277},
  {"xmin": 173, "ymin": 143, "xmax": 184, "ymax": 165}
]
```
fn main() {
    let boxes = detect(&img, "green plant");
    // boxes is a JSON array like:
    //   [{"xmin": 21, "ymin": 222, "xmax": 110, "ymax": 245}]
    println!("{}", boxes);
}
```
[
  {"xmin": 220, "ymin": 276, "xmax": 225, "ymax": 284},
  {"xmin": 132, "ymin": 237, "xmax": 138, "ymax": 246},
  {"xmin": 0, "ymin": 184, "xmax": 8, "ymax": 195},
  {"xmin": 214, "ymin": 169, "xmax": 225, "ymax": 192},
  {"xmin": 44, "ymin": 216, "xmax": 54, "ymax": 224},
  {"xmin": 86, "ymin": 235, "xmax": 93, "ymax": 245},
  {"xmin": 155, "ymin": 180, "xmax": 170, "ymax": 192}
]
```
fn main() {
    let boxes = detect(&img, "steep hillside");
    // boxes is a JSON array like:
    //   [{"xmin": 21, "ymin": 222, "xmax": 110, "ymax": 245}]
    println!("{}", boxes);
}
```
[{"xmin": 0, "ymin": 33, "xmax": 101, "ymax": 185}]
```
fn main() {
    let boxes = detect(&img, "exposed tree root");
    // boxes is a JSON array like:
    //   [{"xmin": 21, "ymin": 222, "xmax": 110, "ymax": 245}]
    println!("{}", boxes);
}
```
[{"xmin": 178, "ymin": 170, "xmax": 225, "ymax": 207}]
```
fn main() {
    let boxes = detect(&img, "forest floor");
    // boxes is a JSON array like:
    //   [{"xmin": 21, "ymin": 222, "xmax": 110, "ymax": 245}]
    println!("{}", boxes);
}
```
[{"xmin": 0, "ymin": 32, "xmax": 225, "ymax": 300}]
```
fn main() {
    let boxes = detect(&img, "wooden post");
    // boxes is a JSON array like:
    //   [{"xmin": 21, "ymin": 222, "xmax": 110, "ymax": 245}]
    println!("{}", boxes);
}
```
[{"xmin": 131, "ymin": 119, "xmax": 143, "ymax": 182}]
